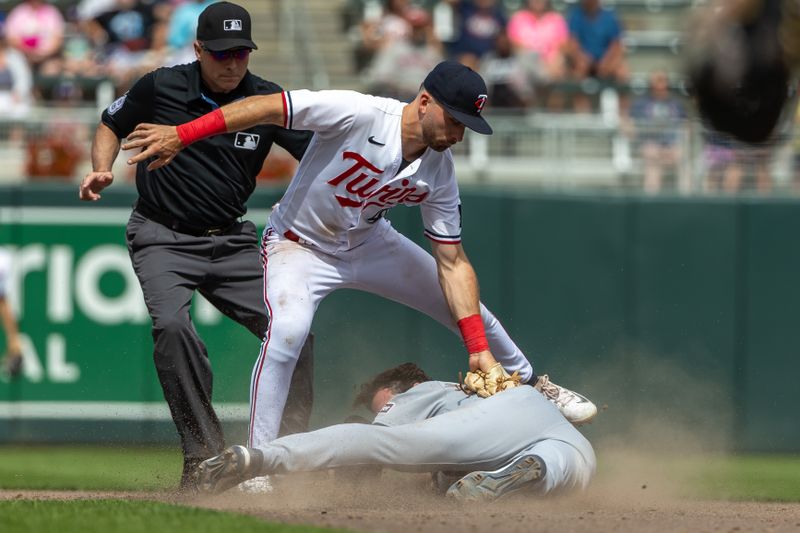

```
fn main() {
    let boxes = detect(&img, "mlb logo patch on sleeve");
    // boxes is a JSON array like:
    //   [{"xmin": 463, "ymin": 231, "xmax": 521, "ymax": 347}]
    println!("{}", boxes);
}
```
[
  {"xmin": 224, "ymin": 19, "xmax": 242, "ymax": 31},
  {"xmin": 379, "ymin": 402, "xmax": 395, "ymax": 414},
  {"xmin": 108, "ymin": 94, "xmax": 127, "ymax": 115},
  {"xmin": 235, "ymin": 132, "xmax": 260, "ymax": 150}
]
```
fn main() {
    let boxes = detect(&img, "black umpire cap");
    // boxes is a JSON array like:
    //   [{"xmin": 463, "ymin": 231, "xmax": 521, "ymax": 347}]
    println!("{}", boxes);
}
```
[
  {"xmin": 422, "ymin": 61, "xmax": 493, "ymax": 135},
  {"xmin": 197, "ymin": 1, "xmax": 258, "ymax": 51}
]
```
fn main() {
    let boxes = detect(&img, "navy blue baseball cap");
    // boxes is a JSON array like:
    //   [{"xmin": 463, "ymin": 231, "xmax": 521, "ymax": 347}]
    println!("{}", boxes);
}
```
[
  {"xmin": 422, "ymin": 61, "xmax": 492, "ymax": 135},
  {"xmin": 197, "ymin": 1, "xmax": 258, "ymax": 51}
]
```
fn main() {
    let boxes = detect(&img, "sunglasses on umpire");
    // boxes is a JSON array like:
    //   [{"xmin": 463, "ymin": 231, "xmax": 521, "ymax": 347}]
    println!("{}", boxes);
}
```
[{"xmin": 201, "ymin": 46, "xmax": 252, "ymax": 61}]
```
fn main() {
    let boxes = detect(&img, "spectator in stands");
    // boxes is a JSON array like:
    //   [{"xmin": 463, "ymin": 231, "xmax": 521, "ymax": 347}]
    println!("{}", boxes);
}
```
[
  {"xmin": 364, "ymin": 6, "xmax": 443, "ymax": 102},
  {"xmin": 480, "ymin": 29, "xmax": 538, "ymax": 109},
  {"xmin": 3, "ymin": 0, "xmax": 65, "ymax": 72},
  {"xmin": 0, "ymin": 26, "xmax": 34, "ymax": 119},
  {"xmin": 626, "ymin": 70, "xmax": 688, "ymax": 193},
  {"xmin": 76, "ymin": 0, "xmax": 118, "ymax": 23},
  {"xmin": 564, "ymin": 0, "xmax": 628, "ymax": 111},
  {"xmin": 87, "ymin": 0, "xmax": 171, "ymax": 91},
  {"xmin": 703, "ymin": 132, "xmax": 743, "ymax": 193},
  {"xmin": 507, "ymin": 0, "xmax": 568, "ymax": 82},
  {"xmin": 166, "ymin": 0, "xmax": 216, "ymax": 66},
  {"xmin": 357, "ymin": 0, "xmax": 413, "ymax": 72},
  {"xmin": 448, "ymin": 0, "xmax": 507, "ymax": 70}
]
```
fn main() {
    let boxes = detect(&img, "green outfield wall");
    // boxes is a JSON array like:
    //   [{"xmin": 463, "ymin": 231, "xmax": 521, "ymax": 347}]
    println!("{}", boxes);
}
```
[{"xmin": 0, "ymin": 184, "xmax": 797, "ymax": 452}]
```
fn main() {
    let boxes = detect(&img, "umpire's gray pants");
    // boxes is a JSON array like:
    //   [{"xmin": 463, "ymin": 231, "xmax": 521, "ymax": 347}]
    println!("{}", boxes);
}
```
[{"xmin": 126, "ymin": 210, "xmax": 313, "ymax": 461}]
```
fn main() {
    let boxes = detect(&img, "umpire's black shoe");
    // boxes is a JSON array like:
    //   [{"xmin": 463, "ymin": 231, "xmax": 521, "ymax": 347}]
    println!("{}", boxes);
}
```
[
  {"xmin": 177, "ymin": 457, "xmax": 204, "ymax": 495},
  {"xmin": 196, "ymin": 445, "xmax": 264, "ymax": 495},
  {"xmin": 446, "ymin": 455, "xmax": 546, "ymax": 502}
]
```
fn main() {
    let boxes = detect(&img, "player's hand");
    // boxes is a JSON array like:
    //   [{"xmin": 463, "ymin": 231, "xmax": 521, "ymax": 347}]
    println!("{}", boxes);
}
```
[
  {"xmin": 6, "ymin": 337, "xmax": 21, "ymax": 357},
  {"xmin": 79, "ymin": 171, "xmax": 114, "ymax": 201},
  {"xmin": 122, "ymin": 123, "xmax": 183, "ymax": 171},
  {"xmin": 469, "ymin": 350, "xmax": 498, "ymax": 373}
]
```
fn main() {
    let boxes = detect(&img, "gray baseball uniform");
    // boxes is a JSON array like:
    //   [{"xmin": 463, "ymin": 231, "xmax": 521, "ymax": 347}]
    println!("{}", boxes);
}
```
[{"xmin": 256, "ymin": 383, "xmax": 595, "ymax": 496}]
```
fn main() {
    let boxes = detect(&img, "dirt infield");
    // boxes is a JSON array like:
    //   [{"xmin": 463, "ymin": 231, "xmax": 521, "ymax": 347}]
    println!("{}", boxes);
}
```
[{"xmin": 4, "ymin": 472, "xmax": 800, "ymax": 533}]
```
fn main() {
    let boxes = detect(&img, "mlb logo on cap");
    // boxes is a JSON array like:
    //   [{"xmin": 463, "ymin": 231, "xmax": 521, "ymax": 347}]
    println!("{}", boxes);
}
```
[
  {"xmin": 224, "ymin": 19, "xmax": 242, "ymax": 31},
  {"xmin": 197, "ymin": 1, "xmax": 258, "ymax": 51}
]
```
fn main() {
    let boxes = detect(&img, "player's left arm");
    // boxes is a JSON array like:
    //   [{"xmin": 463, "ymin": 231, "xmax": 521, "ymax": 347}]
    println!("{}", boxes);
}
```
[
  {"xmin": 430, "ymin": 241, "xmax": 497, "ymax": 373},
  {"xmin": 123, "ymin": 93, "xmax": 287, "ymax": 170}
]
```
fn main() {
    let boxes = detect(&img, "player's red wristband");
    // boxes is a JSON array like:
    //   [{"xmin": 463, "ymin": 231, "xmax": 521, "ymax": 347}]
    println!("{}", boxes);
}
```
[
  {"xmin": 458, "ymin": 314, "xmax": 489, "ymax": 354},
  {"xmin": 176, "ymin": 108, "xmax": 227, "ymax": 147}
]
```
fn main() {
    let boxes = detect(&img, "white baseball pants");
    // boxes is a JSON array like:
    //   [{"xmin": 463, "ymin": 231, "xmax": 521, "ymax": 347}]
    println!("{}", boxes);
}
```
[{"xmin": 249, "ymin": 222, "xmax": 534, "ymax": 447}]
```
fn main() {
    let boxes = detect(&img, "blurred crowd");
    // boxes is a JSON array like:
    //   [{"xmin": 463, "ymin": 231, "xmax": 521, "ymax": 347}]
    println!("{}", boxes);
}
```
[
  {"xmin": 350, "ymin": 0, "xmax": 629, "ymax": 111},
  {"xmin": 348, "ymin": 0, "xmax": 800, "ymax": 194},
  {"xmin": 0, "ymin": 0, "xmax": 798, "ymax": 193},
  {"xmin": 0, "ymin": 0, "xmax": 218, "ymax": 109}
]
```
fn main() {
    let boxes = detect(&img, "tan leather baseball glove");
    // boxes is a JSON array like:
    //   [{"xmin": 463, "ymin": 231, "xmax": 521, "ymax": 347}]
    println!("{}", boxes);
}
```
[{"xmin": 460, "ymin": 362, "xmax": 521, "ymax": 398}]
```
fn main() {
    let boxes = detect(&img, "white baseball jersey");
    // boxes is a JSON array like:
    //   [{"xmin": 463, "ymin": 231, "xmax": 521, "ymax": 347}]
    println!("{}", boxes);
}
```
[
  {"xmin": 271, "ymin": 90, "xmax": 462, "ymax": 253},
  {"xmin": 0, "ymin": 248, "xmax": 11, "ymax": 299}
]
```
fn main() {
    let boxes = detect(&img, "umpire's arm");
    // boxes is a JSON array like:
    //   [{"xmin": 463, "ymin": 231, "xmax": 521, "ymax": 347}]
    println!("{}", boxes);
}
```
[
  {"xmin": 430, "ymin": 241, "xmax": 498, "ymax": 373},
  {"xmin": 79, "ymin": 123, "xmax": 121, "ymax": 201}
]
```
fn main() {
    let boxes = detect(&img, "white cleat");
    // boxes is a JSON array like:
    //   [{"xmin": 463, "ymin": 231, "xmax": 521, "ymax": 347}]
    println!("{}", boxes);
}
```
[{"xmin": 534, "ymin": 374, "xmax": 597, "ymax": 426}]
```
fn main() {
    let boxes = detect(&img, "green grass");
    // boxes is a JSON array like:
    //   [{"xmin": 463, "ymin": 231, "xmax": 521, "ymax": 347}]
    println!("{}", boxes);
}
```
[
  {"xmin": 685, "ymin": 455, "xmax": 800, "ymax": 502},
  {"xmin": 0, "ymin": 500, "xmax": 349, "ymax": 533},
  {"xmin": 0, "ymin": 445, "xmax": 181, "ymax": 491}
]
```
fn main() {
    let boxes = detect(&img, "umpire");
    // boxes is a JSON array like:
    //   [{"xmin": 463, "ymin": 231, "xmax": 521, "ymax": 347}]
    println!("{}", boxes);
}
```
[{"xmin": 79, "ymin": 1, "xmax": 314, "ymax": 492}]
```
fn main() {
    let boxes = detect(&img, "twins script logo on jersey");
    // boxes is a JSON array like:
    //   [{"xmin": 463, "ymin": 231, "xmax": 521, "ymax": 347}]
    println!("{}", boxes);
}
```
[
  {"xmin": 234, "ymin": 132, "xmax": 260, "ymax": 150},
  {"xmin": 474, "ymin": 94, "xmax": 488, "ymax": 114},
  {"xmin": 224, "ymin": 19, "xmax": 242, "ymax": 31},
  {"xmin": 327, "ymin": 152, "xmax": 429, "ymax": 210}
]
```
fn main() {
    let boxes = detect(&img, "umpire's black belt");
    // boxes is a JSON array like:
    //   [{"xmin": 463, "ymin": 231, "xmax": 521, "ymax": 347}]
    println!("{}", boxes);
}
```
[{"xmin": 134, "ymin": 200, "xmax": 239, "ymax": 237}]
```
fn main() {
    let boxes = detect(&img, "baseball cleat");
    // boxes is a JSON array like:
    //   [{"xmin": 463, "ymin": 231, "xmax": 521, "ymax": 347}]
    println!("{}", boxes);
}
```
[
  {"xmin": 446, "ymin": 455, "xmax": 546, "ymax": 502},
  {"xmin": 196, "ymin": 445, "xmax": 262, "ymax": 494},
  {"xmin": 534, "ymin": 375, "xmax": 597, "ymax": 426}
]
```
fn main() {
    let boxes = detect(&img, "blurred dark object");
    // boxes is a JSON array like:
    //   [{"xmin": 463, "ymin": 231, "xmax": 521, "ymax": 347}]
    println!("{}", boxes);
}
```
[
  {"xmin": 2, "ymin": 351, "xmax": 22, "ymax": 378},
  {"xmin": 35, "ymin": 74, "xmax": 109, "ymax": 102},
  {"xmin": 687, "ymin": 0, "xmax": 792, "ymax": 144},
  {"xmin": 26, "ymin": 124, "xmax": 85, "ymax": 179}
]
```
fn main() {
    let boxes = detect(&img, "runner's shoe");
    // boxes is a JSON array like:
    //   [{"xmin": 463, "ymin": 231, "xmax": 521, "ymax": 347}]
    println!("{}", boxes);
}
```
[
  {"xmin": 534, "ymin": 374, "xmax": 597, "ymax": 426},
  {"xmin": 446, "ymin": 455, "xmax": 546, "ymax": 502},
  {"xmin": 196, "ymin": 445, "xmax": 264, "ymax": 494}
]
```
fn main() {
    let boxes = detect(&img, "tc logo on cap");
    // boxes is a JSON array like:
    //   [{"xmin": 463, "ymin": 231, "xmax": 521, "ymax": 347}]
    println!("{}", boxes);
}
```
[
  {"xmin": 224, "ymin": 19, "xmax": 242, "ymax": 31},
  {"xmin": 474, "ymin": 94, "xmax": 487, "ymax": 114}
]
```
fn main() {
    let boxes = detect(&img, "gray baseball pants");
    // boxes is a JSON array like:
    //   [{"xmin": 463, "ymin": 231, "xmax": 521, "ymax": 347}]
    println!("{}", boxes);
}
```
[{"xmin": 126, "ymin": 210, "xmax": 313, "ymax": 462}]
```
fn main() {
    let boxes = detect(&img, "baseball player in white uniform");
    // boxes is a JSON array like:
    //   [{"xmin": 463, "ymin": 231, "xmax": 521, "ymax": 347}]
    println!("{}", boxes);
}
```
[
  {"xmin": 0, "ymin": 247, "xmax": 22, "ymax": 378},
  {"xmin": 195, "ymin": 362, "xmax": 596, "ymax": 501},
  {"xmin": 124, "ymin": 61, "xmax": 598, "ymax": 451}
]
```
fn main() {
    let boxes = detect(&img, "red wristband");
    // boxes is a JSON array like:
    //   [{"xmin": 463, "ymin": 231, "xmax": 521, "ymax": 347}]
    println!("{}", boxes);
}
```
[
  {"xmin": 176, "ymin": 108, "xmax": 227, "ymax": 147},
  {"xmin": 458, "ymin": 314, "xmax": 489, "ymax": 354}
]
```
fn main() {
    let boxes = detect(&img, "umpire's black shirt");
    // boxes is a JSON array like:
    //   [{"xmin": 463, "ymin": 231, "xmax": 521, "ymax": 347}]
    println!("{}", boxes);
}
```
[{"xmin": 102, "ymin": 62, "xmax": 311, "ymax": 227}]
